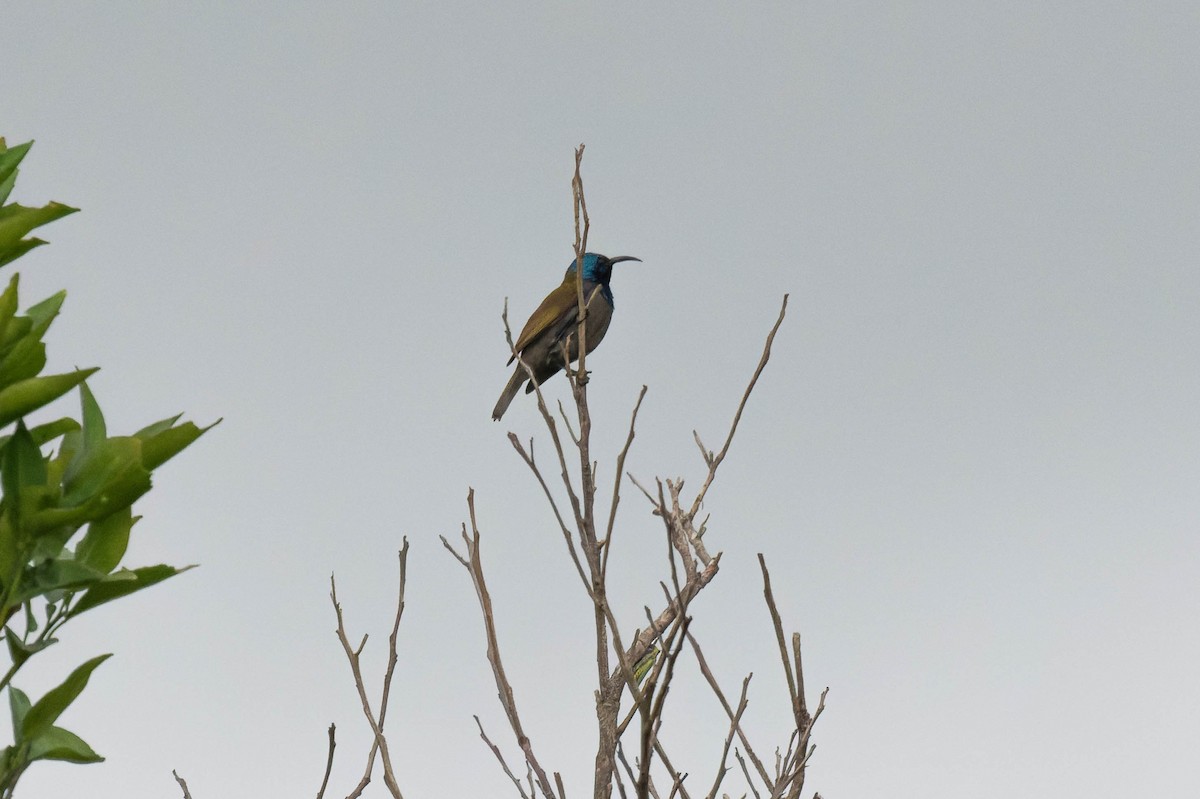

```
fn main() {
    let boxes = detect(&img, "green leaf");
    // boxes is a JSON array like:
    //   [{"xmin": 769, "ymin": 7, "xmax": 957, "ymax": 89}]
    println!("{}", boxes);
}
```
[
  {"xmin": 0, "ymin": 337, "xmax": 47, "ymax": 386},
  {"xmin": 0, "ymin": 315, "xmax": 31, "ymax": 356},
  {"xmin": 1, "ymin": 421, "xmax": 46, "ymax": 501},
  {"xmin": 1, "ymin": 421, "xmax": 49, "ymax": 549},
  {"xmin": 29, "ymin": 515, "xmax": 77, "ymax": 560},
  {"xmin": 0, "ymin": 202, "xmax": 79, "ymax": 263},
  {"xmin": 45, "ymin": 428, "xmax": 80, "ymax": 487},
  {"xmin": 28, "ymin": 417, "xmax": 78, "ymax": 447},
  {"xmin": 9, "ymin": 685, "xmax": 30, "ymax": 743},
  {"xmin": 23, "ymin": 290, "xmax": 65, "ymax": 337},
  {"xmin": 132, "ymin": 414, "xmax": 182, "ymax": 439},
  {"xmin": 0, "ymin": 141, "xmax": 33, "ymax": 209},
  {"xmin": 21, "ymin": 654, "xmax": 110, "ymax": 740},
  {"xmin": 78, "ymin": 382, "xmax": 106, "ymax": 450},
  {"xmin": 0, "ymin": 368, "xmax": 98, "ymax": 429},
  {"xmin": 28, "ymin": 724, "xmax": 103, "ymax": 763},
  {"xmin": 59, "ymin": 437, "xmax": 151, "ymax": 522},
  {"xmin": 139, "ymin": 419, "xmax": 214, "ymax": 471},
  {"xmin": 0, "ymin": 291, "xmax": 64, "ymax": 389},
  {"xmin": 0, "ymin": 274, "xmax": 17, "ymax": 345},
  {"xmin": 75, "ymin": 507, "xmax": 133, "ymax": 574},
  {"xmin": 13, "ymin": 560, "xmax": 108, "ymax": 606},
  {"xmin": 0, "ymin": 517, "xmax": 20, "ymax": 590},
  {"xmin": 0, "ymin": 238, "xmax": 47, "ymax": 270},
  {"xmin": 71, "ymin": 564, "xmax": 192, "ymax": 616},
  {"xmin": 0, "ymin": 168, "xmax": 16, "ymax": 208},
  {"xmin": 0, "ymin": 141, "xmax": 32, "ymax": 196}
]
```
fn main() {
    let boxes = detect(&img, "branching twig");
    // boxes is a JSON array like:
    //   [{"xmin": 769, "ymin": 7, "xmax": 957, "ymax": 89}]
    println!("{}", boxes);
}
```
[
  {"xmin": 602, "ymin": 385, "xmax": 649, "ymax": 581},
  {"xmin": 476, "ymin": 715, "xmax": 533, "ymax": 799},
  {"xmin": 703, "ymin": 677, "xmax": 752, "ymax": 799},
  {"xmin": 509, "ymin": 432, "xmax": 592, "ymax": 594},
  {"xmin": 330, "ymin": 542, "xmax": 409, "ymax": 799},
  {"xmin": 687, "ymin": 295, "xmax": 789, "ymax": 520},
  {"xmin": 688, "ymin": 634, "xmax": 770, "ymax": 787},
  {"xmin": 442, "ymin": 490, "xmax": 559, "ymax": 799}
]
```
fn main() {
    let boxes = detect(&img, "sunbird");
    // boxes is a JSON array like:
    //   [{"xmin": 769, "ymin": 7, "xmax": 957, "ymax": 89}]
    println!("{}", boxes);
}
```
[{"xmin": 493, "ymin": 252, "xmax": 640, "ymax": 421}]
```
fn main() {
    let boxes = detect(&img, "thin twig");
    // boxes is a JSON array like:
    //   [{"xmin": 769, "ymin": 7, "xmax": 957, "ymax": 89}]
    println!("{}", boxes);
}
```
[
  {"xmin": 509, "ymin": 433, "xmax": 592, "ymax": 594},
  {"xmin": 614, "ymin": 554, "xmax": 721, "ymax": 689},
  {"xmin": 330, "ymin": 546, "xmax": 408, "ymax": 799},
  {"xmin": 687, "ymin": 295, "xmax": 789, "ymax": 520},
  {"xmin": 703, "ymin": 678, "xmax": 751, "ymax": 799},
  {"xmin": 173, "ymin": 770, "xmax": 193, "ymax": 799},
  {"xmin": 687, "ymin": 632, "xmax": 770, "ymax": 787},
  {"xmin": 443, "ymin": 490, "xmax": 559, "ymax": 799},
  {"xmin": 315, "ymin": 724, "xmax": 336, "ymax": 799},
  {"xmin": 734, "ymin": 749, "xmax": 762, "ymax": 799},
  {"xmin": 616, "ymin": 740, "xmax": 644, "ymax": 798},
  {"xmin": 758, "ymin": 555, "xmax": 800, "ymax": 730},
  {"xmin": 475, "ymin": 715, "xmax": 533, "ymax": 799},
  {"xmin": 602, "ymin": 386, "xmax": 649, "ymax": 581},
  {"xmin": 650, "ymin": 739, "xmax": 690, "ymax": 799},
  {"xmin": 501, "ymin": 301, "xmax": 588, "ymax": 540},
  {"xmin": 638, "ymin": 615, "xmax": 692, "ymax": 798}
]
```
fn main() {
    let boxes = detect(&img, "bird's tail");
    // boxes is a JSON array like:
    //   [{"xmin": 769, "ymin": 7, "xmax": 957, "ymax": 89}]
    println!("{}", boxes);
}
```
[{"xmin": 492, "ymin": 368, "xmax": 527, "ymax": 421}]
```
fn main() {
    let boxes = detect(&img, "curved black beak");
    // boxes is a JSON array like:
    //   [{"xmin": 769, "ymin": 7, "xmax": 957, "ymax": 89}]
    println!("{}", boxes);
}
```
[{"xmin": 607, "ymin": 256, "xmax": 641, "ymax": 265}]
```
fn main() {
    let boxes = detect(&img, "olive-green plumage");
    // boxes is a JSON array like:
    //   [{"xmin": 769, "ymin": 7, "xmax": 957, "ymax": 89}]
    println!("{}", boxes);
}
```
[{"xmin": 492, "ymin": 252, "xmax": 639, "ymax": 421}]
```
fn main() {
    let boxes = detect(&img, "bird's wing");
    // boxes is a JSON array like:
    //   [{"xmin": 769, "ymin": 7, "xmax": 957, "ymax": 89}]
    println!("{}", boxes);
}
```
[{"xmin": 508, "ymin": 281, "xmax": 579, "ymax": 363}]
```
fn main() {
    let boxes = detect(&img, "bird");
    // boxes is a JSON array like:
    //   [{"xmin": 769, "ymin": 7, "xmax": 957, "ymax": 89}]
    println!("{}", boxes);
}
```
[{"xmin": 492, "ymin": 252, "xmax": 640, "ymax": 421}]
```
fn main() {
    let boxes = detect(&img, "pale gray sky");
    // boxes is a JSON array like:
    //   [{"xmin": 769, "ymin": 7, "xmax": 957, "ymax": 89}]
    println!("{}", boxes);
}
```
[{"xmin": 6, "ymin": 3, "xmax": 1199, "ymax": 797}]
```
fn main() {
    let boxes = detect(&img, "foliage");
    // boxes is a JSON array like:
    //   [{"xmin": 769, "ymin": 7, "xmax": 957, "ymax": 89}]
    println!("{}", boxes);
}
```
[{"xmin": 0, "ymin": 138, "xmax": 211, "ymax": 795}]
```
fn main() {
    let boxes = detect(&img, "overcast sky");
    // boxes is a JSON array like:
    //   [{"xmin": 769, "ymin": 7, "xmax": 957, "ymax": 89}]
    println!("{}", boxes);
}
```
[{"xmin": 6, "ymin": 3, "xmax": 1199, "ymax": 797}]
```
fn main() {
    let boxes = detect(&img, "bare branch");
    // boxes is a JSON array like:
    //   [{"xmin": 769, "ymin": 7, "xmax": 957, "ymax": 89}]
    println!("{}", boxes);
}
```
[
  {"xmin": 758, "ymin": 555, "xmax": 800, "ymax": 730},
  {"xmin": 571, "ymin": 143, "xmax": 592, "ymax": 386},
  {"xmin": 315, "ymin": 723, "xmax": 336, "ymax": 799},
  {"xmin": 602, "ymin": 386, "xmax": 648, "ymax": 580},
  {"xmin": 616, "ymin": 741, "xmax": 647, "ymax": 799},
  {"xmin": 475, "ymin": 715, "xmax": 533, "ymax": 799},
  {"xmin": 446, "ymin": 489, "xmax": 559, "ymax": 799},
  {"xmin": 688, "ymin": 632, "xmax": 770, "ymax": 787},
  {"xmin": 379, "ymin": 544, "xmax": 409, "ymax": 735},
  {"xmin": 687, "ymin": 295, "xmax": 789, "ymax": 520},
  {"xmin": 330, "ymin": 558, "xmax": 406, "ymax": 799},
  {"xmin": 616, "ymin": 554, "xmax": 721, "ymax": 690},
  {"xmin": 501, "ymin": 299, "xmax": 588, "ymax": 540},
  {"xmin": 734, "ymin": 750, "xmax": 762, "ymax": 799},
  {"xmin": 650, "ymin": 739, "xmax": 690, "ymax": 799},
  {"xmin": 791, "ymin": 634, "xmax": 807, "ymax": 721},
  {"xmin": 509, "ymin": 434, "xmax": 592, "ymax": 593},
  {"xmin": 692, "ymin": 430, "xmax": 713, "ymax": 468},
  {"xmin": 558, "ymin": 399, "xmax": 581, "ymax": 445},
  {"xmin": 627, "ymin": 473, "xmax": 658, "ymax": 506},
  {"xmin": 173, "ymin": 770, "xmax": 193, "ymax": 799},
  {"xmin": 703, "ymin": 678, "xmax": 752, "ymax": 799},
  {"xmin": 637, "ymin": 615, "xmax": 693, "ymax": 798}
]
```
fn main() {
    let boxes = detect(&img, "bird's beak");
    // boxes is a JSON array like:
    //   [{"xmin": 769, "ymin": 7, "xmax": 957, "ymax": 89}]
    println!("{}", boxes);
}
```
[{"xmin": 607, "ymin": 256, "xmax": 641, "ymax": 265}]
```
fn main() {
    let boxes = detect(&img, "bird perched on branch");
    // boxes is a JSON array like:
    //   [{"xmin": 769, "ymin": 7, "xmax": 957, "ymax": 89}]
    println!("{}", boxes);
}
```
[{"xmin": 492, "ymin": 252, "xmax": 640, "ymax": 421}]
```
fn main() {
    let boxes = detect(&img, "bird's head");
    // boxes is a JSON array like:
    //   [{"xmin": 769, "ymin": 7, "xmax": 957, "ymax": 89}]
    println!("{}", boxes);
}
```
[{"xmin": 567, "ymin": 252, "xmax": 642, "ymax": 285}]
